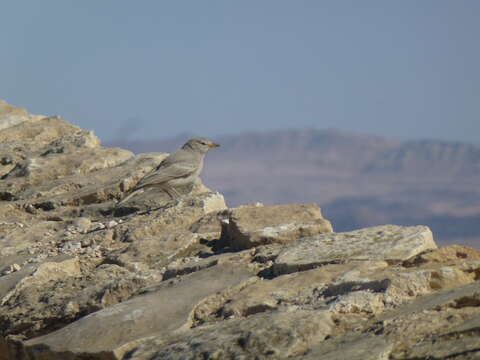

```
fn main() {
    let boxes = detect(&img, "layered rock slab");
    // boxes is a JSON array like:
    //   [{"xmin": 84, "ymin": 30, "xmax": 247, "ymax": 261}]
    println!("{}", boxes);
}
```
[
  {"xmin": 379, "ymin": 280, "xmax": 480, "ymax": 359},
  {"xmin": 225, "ymin": 203, "xmax": 333, "ymax": 250},
  {"xmin": 194, "ymin": 245, "xmax": 480, "ymax": 324},
  {"xmin": 0, "ymin": 191, "xmax": 229, "ymax": 344},
  {"xmin": 0, "ymin": 115, "xmax": 133, "ymax": 191},
  {"xmin": 23, "ymin": 264, "xmax": 255, "ymax": 359},
  {"xmin": 13, "ymin": 152, "xmax": 163, "ymax": 209},
  {"xmin": 126, "ymin": 310, "xmax": 333, "ymax": 360},
  {"xmin": 304, "ymin": 335, "xmax": 393, "ymax": 360},
  {"xmin": 108, "ymin": 191, "xmax": 227, "ymax": 271},
  {"xmin": 0, "ymin": 256, "xmax": 80, "ymax": 304},
  {"xmin": 273, "ymin": 225, "xmax": 436, "ymax": 275}
]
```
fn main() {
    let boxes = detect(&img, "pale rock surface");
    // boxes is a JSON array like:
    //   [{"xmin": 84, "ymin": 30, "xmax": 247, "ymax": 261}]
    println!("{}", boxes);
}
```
[
  {"xmin": 0, "ymin": 116, "xmax": 103, "ymax": 183},
  {"xmin": 304, "ymin": 335, "xmax": 393, "ymax": 360},
  {"xmin": 225, "ymin": 203, "xmax": 333, "ymax": 250},
  {"xmin": 377, "ymin": 280, "xmax": 480, "ymax": 359},
  {"xmin": 216, "ymin": 261, "xmax": 388, "ymax": 318},
  {"xmin": 0, "ymin": 256, "xmax": 78, "ymax": 302},
  {"xmin": 22, "ymin": 152, "xmax": 167, "ymax": 210},
  {"xmin": 126, "ymin": 310, "xmax": 333, "ymax": 360},
  {"xmin": 24, "ymin": 264, "xmax": 255, "ymax": 359},
  {"xmin": 163, "ymin": 248, "xmax": 255, "ymax": 281},
  {"xmin": 273, "ymin": 225, "xmax": 436, "ymax": 275},
  {"xmin": 0, "ymin": 99, "xmax": 45, "ymax": 130}
]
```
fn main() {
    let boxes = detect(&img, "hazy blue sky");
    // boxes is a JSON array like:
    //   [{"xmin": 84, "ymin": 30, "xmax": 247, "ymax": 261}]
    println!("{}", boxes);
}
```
[{"xmin": 2, "ymin": 1, "xmax": 479, "ymax": 143}]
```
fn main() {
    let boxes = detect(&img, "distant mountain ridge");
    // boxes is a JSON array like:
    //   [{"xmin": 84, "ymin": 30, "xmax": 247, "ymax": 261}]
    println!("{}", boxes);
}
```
[
  {"xmin": 111, "ymin": 128, "xmax": 480, "ymax": 173},
  {"xmin": 109, "ymin": 128, "xmax": 480, "ymax": 248}
]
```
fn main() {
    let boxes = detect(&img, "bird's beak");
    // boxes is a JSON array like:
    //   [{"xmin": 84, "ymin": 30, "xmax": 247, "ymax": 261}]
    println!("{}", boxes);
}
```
[{"xmin": 209, "ymin": 142, "xmax": 220, "ymax": 148}]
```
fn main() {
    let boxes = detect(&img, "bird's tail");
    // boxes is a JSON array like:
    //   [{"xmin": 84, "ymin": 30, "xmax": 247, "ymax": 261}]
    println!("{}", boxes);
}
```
[{"xmin": 117, "ymin": 188, "xmax": 145, "ymax": 205}]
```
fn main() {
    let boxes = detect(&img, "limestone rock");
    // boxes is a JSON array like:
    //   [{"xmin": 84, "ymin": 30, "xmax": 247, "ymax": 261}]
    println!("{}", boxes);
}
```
[
  {"xmin": 127, "ymin": 310, "xmax": 333, "ymax": 360},
  {"xmin": 0, "ymin": 116, "xmax": 86, "ymax": 160},
  {"xmin": 403, "ymin": 244, "xmax": 480, "ymax": 267},
  {"xmin": 163, "ymin": 249, "xmax": 255, "ymax": 281},
  {"xmin": 115, "ymin": 180, "xmax": 226, "ymax": 216},
  {"xmin": 189, "ymin": 208, "xmax": 229, "ymax": 238},
  {"xmin": 380, "ymin": 278, "xmax": 480, "ymax": 321},
  {"xmin": 23, "ymin": 264, "xmax": 254, "ymax": 359},
  {"xmin": 0, "ymin": 256, "xmax": 87, "ymax": 338},
  {"xmin": 108, "ymin": 191, "xmax": 227, "ymax": 271},
  {"xmin": 0, "ymin": 100, "xmax": 44, "ymax": 130},
  {"xmin": 273, "ymin": 225, "xmax": 436, "ymax": 275},
  {"xmin": 304, "ymin": 335, "xmax": 393, "ymax": 360},
  {"xmin": 376, "ymin": 280, "xmax": 480, "ymax": 359},
  {"xmin": 225, "ymin": 203, "xmax": 333, "ymax": 250},
  {"xmin": 0, "ymin": 256, "xmax": 79, "ymax": 303},
  {"xmin": 3, "ymin": 146, "xmax": 132, "ymax": 183},
  {"xmin": 23, "ymin": 152, "xmax": 166, "ymax": 209},
  {"xmin": 217, "ymin": 261, "xmax": 388, "ymax": 318}
]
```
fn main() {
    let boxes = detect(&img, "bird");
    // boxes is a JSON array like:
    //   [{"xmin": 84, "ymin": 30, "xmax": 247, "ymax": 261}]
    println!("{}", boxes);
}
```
[{"xmin": 117, "ymin": 137, "xmax": 220, "ymax": 205}]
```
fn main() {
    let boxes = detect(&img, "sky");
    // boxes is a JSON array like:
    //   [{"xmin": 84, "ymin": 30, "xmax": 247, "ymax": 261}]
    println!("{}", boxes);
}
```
[{"xmin": 1, "ymin": 1, "xmax": 479, "ymax": 143}]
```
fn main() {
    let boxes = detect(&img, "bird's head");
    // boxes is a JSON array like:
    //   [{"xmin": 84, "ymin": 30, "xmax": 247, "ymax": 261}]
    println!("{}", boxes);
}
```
[{"xmin": 182, "ymin": 137, "xmax": 220, "ymax": 153}]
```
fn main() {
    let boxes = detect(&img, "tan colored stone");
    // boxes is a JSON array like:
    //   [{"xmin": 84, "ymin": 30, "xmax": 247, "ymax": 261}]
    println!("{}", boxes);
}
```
[
  {"xmin": 163, "ymin": 248, "xmax": 255, "ymax": 280},
  {"xmin": 127, "ymin": 310, "xmax": 333, "ymax": 360},
  {"xmin": 23, "ymin": 264, "xmax": 254, "ymax": 359},
  {"xmin": 116, "ymin": 192, "xmax": 226, "ymax": 240},
  {"xmin": 385, "ymin": 262, "xmax": 480, "ymax": 302},
  {"xmin": 380, "ymin": 278, "xmax": 480, "ymax": 322},
  {"xmin": 304, "ymin": 335, "xmax": 393, "ymax": 360},
  {"xmin": 226, "ymin": 203, "xmax": 333, "ymax": 250},
  {"xmin": 3, "ymin": 147, "xmax": 132, "ymax": 185},
  {"xmin": 189, "ymin": 209, "xmax": 229, "ymax": 237},
  {"xmin": 377, "ymin": 284, "xmax": 480, "ymax": 359},
  {"xmin": 111, "ymin": 231, "xmax": 200, "ymax": 271},
  {"xmin": 0, "ymin": 100, "xmax": 44, "ymax": 130},
  {"xmin": 399, "ymin": 335, "xmax": 480, "ymax": 360},
  {"xmin": 17, "ymin": 152, "xmax": 166, "ymax": 208},
  {"xmin": 0, "ymin": 256, "xmax": 85, "ymax": 337},
  {"xmin": 403, "ymin": 244, "xmax": 480, "ymax": 267},
  {"xmin": 0, "ymin": 221, "xmax": 62, "ymax": 257},
  {"xmin": 0, "ymin": 116, "xmax": 81, "ymax": 154},
  {"xmin": 273, "ymin": 225, "xmax": 437, "ymax": 275},
  {"xmin": 329, "ymin": 290, "xmax": 385, "ymax": 314},
  {"xmin": 219, "ymin": 261, "xmax": 388, "ymax": 318}
]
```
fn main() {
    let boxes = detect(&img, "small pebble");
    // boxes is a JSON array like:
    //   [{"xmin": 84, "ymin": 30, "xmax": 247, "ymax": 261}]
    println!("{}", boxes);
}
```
[
  {"xmin": 91, "ymin": 223, "xmax": 106, "ymax": 231},
  {"xmin": 106, "ymin": 220, "xmax": 118, "ymax": 229},
  {"xmin": 62, "ymin": 242, "xmax": 82, "ymax": 250}
]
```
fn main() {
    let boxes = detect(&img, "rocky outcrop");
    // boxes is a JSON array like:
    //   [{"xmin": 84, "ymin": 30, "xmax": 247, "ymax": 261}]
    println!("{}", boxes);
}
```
[
  {"xmin": 224, "ymin": 203, "xmax": 333, "ymax": 250},
  {"xmin": 0, "ymin": 101, "xmax": 479, "ymax": 360}
]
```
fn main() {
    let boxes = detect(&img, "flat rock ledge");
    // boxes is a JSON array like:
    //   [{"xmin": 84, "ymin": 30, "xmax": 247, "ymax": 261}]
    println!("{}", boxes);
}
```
[
  {"xmin": 273, "ymin": 224, "xmax": 436, "ymax": 275},
  {"xmin": 224, "ymin": 203, "xmax": 333, "ymax": 250},
  {"xmin": 0, "ymin": 101, "xmax": 479, "ymax": 360}
]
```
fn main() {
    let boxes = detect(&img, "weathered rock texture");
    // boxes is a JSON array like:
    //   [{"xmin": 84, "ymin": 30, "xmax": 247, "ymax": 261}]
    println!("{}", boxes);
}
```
[
  {"xmin": 224, "ymin": 203, "xmax": 333, "ymax": 250},
  {"xmin": 0, "ymin": 101, "xmax": 479, "ymax": 360}
]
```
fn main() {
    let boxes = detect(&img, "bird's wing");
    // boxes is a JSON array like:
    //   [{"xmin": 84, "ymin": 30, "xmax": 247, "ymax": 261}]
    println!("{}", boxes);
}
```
[{"xmin": 135, "ymin": 153, "xmax": 199, "ymax": 189}]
